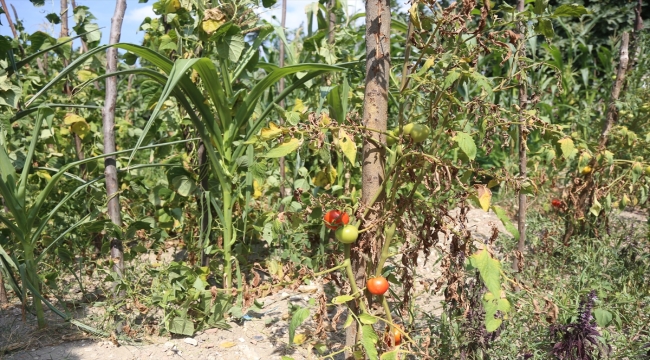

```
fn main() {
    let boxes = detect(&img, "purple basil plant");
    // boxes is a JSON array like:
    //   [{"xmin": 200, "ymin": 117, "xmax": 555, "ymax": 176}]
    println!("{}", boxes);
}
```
[{"xmin": 549, "ymin": 290, "xmax": 610, "ymax": 359}]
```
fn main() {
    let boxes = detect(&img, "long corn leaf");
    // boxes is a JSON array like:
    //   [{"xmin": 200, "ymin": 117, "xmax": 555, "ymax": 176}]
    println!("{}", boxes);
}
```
[
  {"xmin": 17, "ymin": 107, "xmax": 54, "ymax": 206},
  {"xmin": 234, "ymin": 64, "xmax": 345, "ymax": 131},
  {"xmin": 0, "ymin": 145, "xmax": 25, "ymax": 229}
]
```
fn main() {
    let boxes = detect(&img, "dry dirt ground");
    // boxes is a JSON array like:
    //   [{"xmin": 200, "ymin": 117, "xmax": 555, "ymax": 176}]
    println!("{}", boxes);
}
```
[{"xmin": 5, "ymin": 208, "xmax": 641, "ymax": 360}]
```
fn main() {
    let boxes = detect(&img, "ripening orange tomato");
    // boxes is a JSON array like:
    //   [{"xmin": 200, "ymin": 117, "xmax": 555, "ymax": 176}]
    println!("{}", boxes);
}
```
[
  {"xmin": 367, "ymin": 277, "xmax": 389, "ymax": 296},
  {"xmin": 323, "ymin": 210, "xmax": 349, "ymax": 230}
]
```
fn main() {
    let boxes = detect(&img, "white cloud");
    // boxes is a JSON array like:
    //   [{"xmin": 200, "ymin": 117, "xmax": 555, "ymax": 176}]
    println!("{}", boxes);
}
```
[{"xmin": 125, "ymin": 5, "xmax": 156, "ymax": 23}]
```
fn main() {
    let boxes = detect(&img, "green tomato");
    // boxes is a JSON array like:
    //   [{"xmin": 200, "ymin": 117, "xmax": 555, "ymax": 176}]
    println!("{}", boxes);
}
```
[
  {"xmin": 645, "ymin": 166, "xmax": 650, "ymax": 176},
  {"xmin": 402, "ymin": 123, "xmax": 415, "ymax": 135},
  {"xmin": 386, "ymin": 129, "xmax": 398, "ymax": 146},
  {"xmin": 335, "ymin": 225, "xmax": 359, "ymax": 244},
  {"xmin": 409, "ymin": 124, "xmax": 430, "ymax": 143}
]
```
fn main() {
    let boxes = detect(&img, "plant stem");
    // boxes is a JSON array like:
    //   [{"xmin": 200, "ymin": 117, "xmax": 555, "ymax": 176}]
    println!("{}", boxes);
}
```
[
  {"xmin": 24, "ymin": 247, "xmax": 45, "ymax": 328},
  {"xmin": 375, "ymin": 223, "xmax": 396, "ymax": 277},
  {"xmin": 344, "ymin": 244, "xmax": 366, "ymax": 313},
  {"xmin": 223, "ymin": 185, "xmax": 233, "ymax": 289}
]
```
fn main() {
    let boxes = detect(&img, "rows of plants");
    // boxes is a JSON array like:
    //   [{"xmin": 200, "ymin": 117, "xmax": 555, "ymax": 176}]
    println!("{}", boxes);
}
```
[{"xmin": 0, "ymin": 0, "xmax": 648, "ymax": 358}]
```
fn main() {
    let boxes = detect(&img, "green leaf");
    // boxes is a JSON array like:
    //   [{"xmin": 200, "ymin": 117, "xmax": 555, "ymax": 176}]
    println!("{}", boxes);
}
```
[
  {"xmin": 552, "ymin": 4, "xmax": 587, "ymax": 17},
  {"xmin": 443, "ymin": 69, "xmax": 461, "ymax": 89},
  {"xmin": 594, "ymin": 308, "xmax": 612, "ymax": 327},
  {"xmin": 217, "ymin": 33, "xmax": 245, "ymax": 62},
  {"xmin": 557, "ymin": 138, "xmax": 575, "ymax": 159},
  {"xmin": 533, "ymin": 0, "xmax": 545, "ymax": 15},
  {"xmin": 168, "ymin": 317, "xmax": 195, "ymax": 336},
  {"xmin": 358, "ymin": 312, "xmax": 378, "ymax": 325},
  {"xmin": 360, "ymin": 325, "xmax": 379, "ymax": 360},
  {"xmin": 381, "ymin": 351, "xmax": 399, "ymax": 360},
  {"xmin": 289, "ymin": 307, "xmax": 310, "ymax": 345},
  {"xmin": 452, "ymin": 132, "xmax": 477, "ymax": 160},
  {"xmin": 483, "ymin": 292, "xmax": 511, "ymax": 332},
  {"xmin": 589, "ymin": 198, "xmax": 602, "ymax": 217},
  {"xmin": 327, "ymin": 77, "xmax": 350, "ymax": 123},
  {"xmin": 343, "ymin": 313, "xmax": 354, "ymax": 328},
  {"xmin": 491, "ymin": 205, "xmax": 520, "ymax": 240},
  {"xmin": 535, "ymin": 18, "xmax": 555, "ymax": 38},
  {"xmin": 332, "ymin": 294, "xmax": 354, "ymax": 305},
  {"xmin": 263, "ymin": 138, "xmax": 302, "ymax": 158},
  {"xmin": 469, "ymin": 248, "xmax": 502, "ymax": 297},
  {"xmin": 262, "ymin": 0, "xmax": 277, "ymax": 8},
  {"xmin": 470, "ymin": 72, "xmax": 493, "ymax": 95},
  {"xmin": 171, "ymin": 174, "xmax": 197, "ymax": 197}
]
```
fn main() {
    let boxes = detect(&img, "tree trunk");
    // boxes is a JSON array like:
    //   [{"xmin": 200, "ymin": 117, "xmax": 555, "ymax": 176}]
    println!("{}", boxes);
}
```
[
  {"xmin": 347, "ymin": 0, "xmax": 390, "ymax": 355},
  {"xmin": 103, "ymin": 0, "xmax": 127, "ymax": 278},
  {"xmin": 513, "ymin": 0, "xmax": 527, "ymax": 273},
  {"xmin": 59, "ymin": 0, "xmax": 87, "ymax": 178},
  {"xmin": 0, "ymin": 0, "xmax": 18, "ymax": 39},
  {"xmin": 627, "ymin": 0, "xmax": 643, "ymax": 73},
  {"xmin": 278, "ymin": 0, "xmax": 287, "ymax": 206},
  {"xmin": 600, "ymin": 33, "xmax": 629, "ymax": 148}
]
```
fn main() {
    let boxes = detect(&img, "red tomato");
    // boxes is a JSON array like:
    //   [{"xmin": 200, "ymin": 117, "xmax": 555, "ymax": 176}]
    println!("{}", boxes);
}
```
[
  {"xmin": 367, "ymin": 276, "xmax": 389, "ymax": 295},
  {"xmin": 323, "ymin": 210, "xmax": 349, "ymax": 230},
  {"xmin": 551, "ymin": 199, "xmax": 562, "ymax": 208}
]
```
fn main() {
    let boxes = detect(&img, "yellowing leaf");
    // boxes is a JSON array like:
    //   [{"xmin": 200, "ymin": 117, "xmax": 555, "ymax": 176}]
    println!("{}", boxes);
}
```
[
  {"xmin": 260, "ymin": 122, "xmax": 284, "ymax": 141},
  {"xmin": 313, "ymin": 171, "xmax": 329, "ymax": 187},
  {"xmin": 165, "ymin": 0, "xmax": 181, "ymax": 13},
  {"xmin": 557, "ymin": 138, "xmax": 575, "ymax": 159},
  {"xmin": 292, "ymin": 98, "xmax": 305, "ymax": 113},
  {"xmin": 469, "ymin": 248, "xmax": 502, "ymax": 298},
  {"xmin": 336, "ymin": 129, "xmax": 356, "ymax": 166},
  {"xmin": 263, "ymin": 138, "xmax": 302, "ymax": 158},
  {"xmin": 219, "ymin": 341, "xmax": 237, "ymax": 348},
  {"xmin": 36, "ymin": 170, "xmax": 52, "ymax": 181},
  {"xmin": 476, "ymin": 184, "xmax": 491, "ymax": 211},
  {"xmin": 71, "ymin": 120, "xmax": 90, "ymax": 139},
  {"xmin": 409, "ymin": 2, "xmax": 421, "ymax": 29},
  {"xmin": 292, "ymin": 333, "xmax": 306, "ymax": 345},
  {"xmin": 64, "ymin": 113, "xmax": 85, "ymax": 125},
  {"xmin": 253, "ymin": 179, "xmax": 263, "ymax": 199},
  {"xmin": 76, "ymin": 69, "xmax": 96, "ymax": 82},
  {"xmin": 202, "ymin": 19, "xmax": 224, "ymax": 35},
  {"xmin": 320, "ymin": 113, "xmax": 331, "ymax": 126}
]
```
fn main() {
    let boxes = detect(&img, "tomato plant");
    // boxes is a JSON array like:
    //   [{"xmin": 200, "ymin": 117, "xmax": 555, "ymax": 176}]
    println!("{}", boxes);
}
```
[
  {"xmin": 367, "ymin": 277, "xmax": 389, "ymax": 295},
  {"xmin": 323, "ymin": 209, "xmax": 350, "ymax": 230}
]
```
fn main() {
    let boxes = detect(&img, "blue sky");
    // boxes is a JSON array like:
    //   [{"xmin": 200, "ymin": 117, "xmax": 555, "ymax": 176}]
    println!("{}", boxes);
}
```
[{"xmin": 0, "ymin": 0, "xmax": 406, "ymax": 46}]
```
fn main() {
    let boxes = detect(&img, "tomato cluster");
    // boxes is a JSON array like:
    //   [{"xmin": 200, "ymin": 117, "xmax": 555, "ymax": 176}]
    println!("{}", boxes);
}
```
[{"xmin": 324, "ymin": 209, "xmax": 359, "ymax": 244}]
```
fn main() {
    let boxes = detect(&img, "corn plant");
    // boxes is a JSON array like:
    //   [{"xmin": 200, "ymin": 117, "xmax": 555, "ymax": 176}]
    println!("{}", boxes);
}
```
[{"xmin": 27, "ymin": 24, "xmax": 345, "ymax": 290}]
